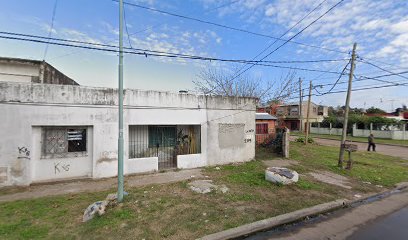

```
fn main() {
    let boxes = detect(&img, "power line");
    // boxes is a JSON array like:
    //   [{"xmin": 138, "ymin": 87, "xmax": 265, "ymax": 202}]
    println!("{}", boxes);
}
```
[
  {"xmin": 357, "ymin": 58, "xmax": 408, "ymax": 81},
  {"xmin": 323, "ymin": 59, "xmax": 350, "ymax": 93},
  {"xmin": 126, "ymin": 0, "xmax": 242, "ymax": 37},
  {"xmin": 115, "ymin": 0, "xmax": 348, "ymax": 55},
  {"xmin": 43, "ymin": 0, "xmax": 58, "ymax": 60},
  {"xmin": 0, "ymin": 32, "xmax": 348, "ymax": 71},
  {"xmin": 232, "ymin": 0, "xmax": 329, "ymax": 80},
  {"xmin": 123, "ymin": 3, "xmax": 134, "ymax": 49},
  {"xmin": 228, "ymin": 0, "xmax": 345, "ymax": 83},
  {"xmin": 284, "ymin": 81, "xmax": 408, "ymax": 102}
]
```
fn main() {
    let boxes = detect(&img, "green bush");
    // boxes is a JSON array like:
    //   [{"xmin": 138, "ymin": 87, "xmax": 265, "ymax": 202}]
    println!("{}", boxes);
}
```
[{"xmin": 295, "ymin": 137, "xmax": 314, "ymax": 144}]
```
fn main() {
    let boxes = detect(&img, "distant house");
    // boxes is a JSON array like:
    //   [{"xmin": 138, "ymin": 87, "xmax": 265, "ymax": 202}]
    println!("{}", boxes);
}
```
[
  {"xmin": 255, "ymin": 112, "xmax": 277, "ymax": 144},
  {"xmin": 0, "ymin": 57, "xmax": 79, "ymax": 85},
  {"xmin": 275, "ymin": 101, "xmax": 328, "ymax": 131}
]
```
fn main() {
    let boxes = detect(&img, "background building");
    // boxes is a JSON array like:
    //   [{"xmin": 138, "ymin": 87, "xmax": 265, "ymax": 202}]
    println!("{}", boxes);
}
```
[{"xmin": 0, "ymin": 57, "xmax": 79, "ymax": 85}]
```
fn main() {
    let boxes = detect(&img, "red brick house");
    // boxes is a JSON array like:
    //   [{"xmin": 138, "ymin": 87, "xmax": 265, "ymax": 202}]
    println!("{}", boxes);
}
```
[{"xmin": 255, "ymin": 113, "xmax": 277, "ymax": 144}]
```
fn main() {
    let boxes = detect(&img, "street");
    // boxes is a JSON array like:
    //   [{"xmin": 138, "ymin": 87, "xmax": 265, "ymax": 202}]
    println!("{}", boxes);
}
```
[
  {"xmin": 295, "ymin": 137, "xmax": 408, "ymax": 160},
  {"xmin": 243, "ymin": 189, "xmax": 408, "ymax": 240},
  {"xmin": 347, "ymin": 207, "xmax": 408, "ymax": 240}
]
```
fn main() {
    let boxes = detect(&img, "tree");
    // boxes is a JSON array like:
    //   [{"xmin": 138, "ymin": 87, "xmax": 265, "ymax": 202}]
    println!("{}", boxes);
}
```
[
  {"xmin": 366, "ymin": 106, "xmax": 386, "ymax": 114},
  {"xmin": 194, "ymin": 65, "xmax": 297, "ymax": 103}
]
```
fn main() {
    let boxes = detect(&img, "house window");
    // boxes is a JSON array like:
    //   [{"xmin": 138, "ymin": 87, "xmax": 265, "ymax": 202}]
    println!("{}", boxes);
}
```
[
  {"xmin": 290, "ymin": 107, "xmax": 299, "ymax": 116},
  {"xmin": 148, "ymin": 126, "xmax": 176, "ymax": 148},
  {"xmin": 42, "ymin": 127, "xmax": 87, "ymax": 158},
  {"xmin": 256, "ymin": 123, "xmax": 268, "ymax": 134},
  {"xmin": 313, "ymin": 107, "xmax": 317, "ymax": 113}
]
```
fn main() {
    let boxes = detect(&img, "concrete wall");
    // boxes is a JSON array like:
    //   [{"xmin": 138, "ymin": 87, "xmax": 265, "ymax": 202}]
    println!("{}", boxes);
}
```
[
  {"xmin": 177, "ymin": 154, "xmax": 205, "ymax": 169},
  {"xmin": 0, "ymin": 61, "xmax": 39, "ymax": 83},
  {"xmin": 0, "ymin": 82, "xmax": 256, "ymax": 186},
  {"xmin": 311, "ymin": 127, "xmax": 342, "ymax": 135},
  {"xmin": 0, "ymin": 58, "xmax": 79, "ymax": 85},
  {"xmin": 352, "ymin": 124, "xmax": 408, "ymax": 140}
]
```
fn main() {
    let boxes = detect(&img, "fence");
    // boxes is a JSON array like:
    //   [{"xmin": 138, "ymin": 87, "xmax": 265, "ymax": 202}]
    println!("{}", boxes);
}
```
[
  {"xmin": 129, "ymin": 125, "xmax": 201, "ymax": 169},
  {"xmin": 309, "ymin": 123, "xmax": 408, "ymax": 140},
  {"xmin": 310, "ymin": 123, "xmax": 342, "ymax": 136},
  {"xmin": 255, "ymin": 133, "xmax": 275, "ymax": 145},
  {"xmin": 256, "ymin": 128, "xmax": 289, "ymax": 158},
  {"xmin": 352, "ymin": 123, "xmax": 407, "ymax": 140}
]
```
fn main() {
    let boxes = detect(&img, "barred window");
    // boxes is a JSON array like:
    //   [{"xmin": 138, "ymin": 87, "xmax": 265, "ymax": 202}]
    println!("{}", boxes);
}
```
[{"xmin": 42, "ymin": 127, "xmax": 87, "ymax": 158}]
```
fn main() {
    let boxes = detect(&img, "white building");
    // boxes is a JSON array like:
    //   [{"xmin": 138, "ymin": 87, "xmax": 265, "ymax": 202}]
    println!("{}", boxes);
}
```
[
  {"xmin": 0, "ymin": 57, "xmax": 79, "ymax": 85},
  {"xmin": 0, "ymin": 82, "xmax": 256, "ymax": 187}
]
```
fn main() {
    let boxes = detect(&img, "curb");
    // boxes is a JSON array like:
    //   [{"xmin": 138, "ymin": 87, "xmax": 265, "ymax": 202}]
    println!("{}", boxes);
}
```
[
  {"xmin": 198, "ymin": 182, "xmax": 408, "ymax": 240},
  {"xmin": 197, "ymin": 199, "xmax": 347, "ymax": 240}
]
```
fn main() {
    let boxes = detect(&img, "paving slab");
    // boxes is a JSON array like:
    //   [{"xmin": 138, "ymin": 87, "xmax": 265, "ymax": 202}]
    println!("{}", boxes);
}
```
[{"xmin": 309, "ymin": 171, "xmax": 352, "ymax": 189}]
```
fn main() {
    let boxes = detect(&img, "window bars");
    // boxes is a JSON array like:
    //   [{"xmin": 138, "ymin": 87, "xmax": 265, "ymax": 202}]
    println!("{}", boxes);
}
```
[
  {"xmin": 129, "ymin": 125, "xmax": 201, "ymax": 169},
  {"xmin": 42, "ymin": 127, "xmax": 87, "ymax": 158}
]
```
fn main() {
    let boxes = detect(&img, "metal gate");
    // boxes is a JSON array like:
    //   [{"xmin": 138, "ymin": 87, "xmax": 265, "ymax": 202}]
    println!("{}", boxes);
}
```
[
  {"xmin": 129, "ymin": 125, "xmax": 201, "ymax": 170},
  {"xmin": 129, "ymin": 125, "xmax": 177, "ymax": 170},
  {"xmin": 149, "ymin": 126, "xmax": 177, "ymax": 169}
]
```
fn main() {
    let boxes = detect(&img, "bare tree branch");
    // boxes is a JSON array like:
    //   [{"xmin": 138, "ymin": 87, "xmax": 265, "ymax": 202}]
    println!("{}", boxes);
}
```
[{"xmin": 194, "ymin": 64, "xmax": 297, "ymax": 103}]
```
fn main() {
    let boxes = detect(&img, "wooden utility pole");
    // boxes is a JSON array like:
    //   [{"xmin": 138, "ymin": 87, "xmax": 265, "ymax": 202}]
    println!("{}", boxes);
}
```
[
  {"xmin": 299, "ymin": 78, "xmax": 303, "ymax": 132},
  {"xmin": 338, "ymin": 43, "xmax": 357, "ymax": 168},
  {"xmin": 304, "ymin": 80, "xmax": 312, "ymax": 145}
]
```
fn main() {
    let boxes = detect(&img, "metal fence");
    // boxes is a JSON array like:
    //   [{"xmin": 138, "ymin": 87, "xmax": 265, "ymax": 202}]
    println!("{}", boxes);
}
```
[
  {"xmin": 255, "ymin": 133, "xmax": 275, "ymax": 145},
  {"xmin": 129, "ymin": 125, "xmax": 201, "ymax": 169}
]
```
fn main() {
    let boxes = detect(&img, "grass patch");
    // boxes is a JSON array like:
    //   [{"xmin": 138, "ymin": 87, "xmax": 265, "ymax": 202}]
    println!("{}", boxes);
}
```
[
  {"xmin": 291, "ymin": 132, "xmax": 408, "ymax": 146},
  {"xmin": 296, "ymin": 179, "xmax": 323, "ymax": 190},
  {"xmin": 290, "ymin": 141, "xmax": 408, "ymax": 187},
  {"xmin": 1, "ymin": 143, "xmax": 406, "ymax": 239}
]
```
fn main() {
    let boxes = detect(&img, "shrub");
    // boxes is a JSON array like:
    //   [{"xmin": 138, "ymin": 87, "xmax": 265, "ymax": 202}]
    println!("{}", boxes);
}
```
[{"xmin": 295, "ymin": 137, "xmax": 314, "ymax": 144}]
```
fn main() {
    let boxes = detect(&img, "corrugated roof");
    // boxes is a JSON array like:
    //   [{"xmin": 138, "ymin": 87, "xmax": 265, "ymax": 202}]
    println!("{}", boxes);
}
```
[{"xmin": 256, "ymin": 113, "xmax": 277, "ymax": 120}]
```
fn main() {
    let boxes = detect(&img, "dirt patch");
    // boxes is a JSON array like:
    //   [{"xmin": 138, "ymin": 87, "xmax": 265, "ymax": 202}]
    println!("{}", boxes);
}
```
[
  {"xmin": 262, "ymin": 159, "xmax": 299, "ymax": 168},
  {"xmin": 0, "ymin": 169, "xmax": 202, "ymax": 202},
  {"xmin": 309, "ymin": 171, "xmax": 352, "ymax": 189}
]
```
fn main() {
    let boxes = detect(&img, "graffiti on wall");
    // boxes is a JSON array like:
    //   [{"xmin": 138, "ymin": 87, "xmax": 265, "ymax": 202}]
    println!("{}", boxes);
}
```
[
  {"xmin": 17, "ymin": 147, "xmax": 30, "ymax": 159},
  {"xmin": 244, "ymin": 129, "xmax": 254, "ymax": 144},
  {"xmin": 54, "ymin": 162, "xmax": 70, "ymax": 174}
]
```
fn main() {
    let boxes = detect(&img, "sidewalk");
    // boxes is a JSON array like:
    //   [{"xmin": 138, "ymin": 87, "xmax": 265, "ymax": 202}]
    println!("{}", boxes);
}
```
[{"xmin": 0, "ymin": 168, "xmax": 202, "ymax": 202}]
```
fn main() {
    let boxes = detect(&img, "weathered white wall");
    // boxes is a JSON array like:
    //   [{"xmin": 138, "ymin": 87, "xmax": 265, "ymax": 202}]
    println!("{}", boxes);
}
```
[
  {"xmin": 352, "ymin": 128, "xmax": 407, "ymax": 140},
  {"xmin": 177, "ymin": 154, "xmax": 205, "ymax": 169},
  {"xmin": 31, "ymin": 127, "xmax": 94, "ymax": 182},
  {"xmin": 0, "ymin": 82, "xmax": 256, "ymax": 186},
  {"xmin": 126, "ymin": 157, "xmax": 158, "ymax": 174},
  {"xmin": 311, "ymin": 127, "xmax": 342, "ymax": 135},
  {"xmin": 0, "ymin": 62, "xmax": 39, "ymax": 83}
]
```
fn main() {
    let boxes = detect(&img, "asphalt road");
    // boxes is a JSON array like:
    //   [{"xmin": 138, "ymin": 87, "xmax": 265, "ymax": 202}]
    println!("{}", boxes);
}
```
[
  {"xmin": 243, "ymin": 190, "xmax": 408, "ymax": 240},
  {"xmin": 297, "ymin": 137, "xmax": 408, "ymax": 160},
  {"xmin": 347, "ymin": 207, "xmax": 408, "ymax": 240}
]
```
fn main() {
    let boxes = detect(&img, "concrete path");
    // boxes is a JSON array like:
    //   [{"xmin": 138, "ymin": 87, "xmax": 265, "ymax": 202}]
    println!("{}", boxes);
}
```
[
  {"xmin": 309, "ymin": 137, "xmax": 408, "ymax": 160},
  {"xmin": 246, "ymin": 189, "xmax": 408, "ymax": 240},
  {"xmin": 0, "ymin": 169, "xmax": 202, "ymax": 203}
]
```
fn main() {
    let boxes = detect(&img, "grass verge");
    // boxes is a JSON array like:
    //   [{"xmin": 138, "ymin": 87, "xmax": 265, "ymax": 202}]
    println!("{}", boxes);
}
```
[
  {"xmin": 0, "ymin": 143, "xmax": 407, "ymax": 239},
  {"xmin": 291, "ymin": 132, "xmax": 408, "ymax": 146}
]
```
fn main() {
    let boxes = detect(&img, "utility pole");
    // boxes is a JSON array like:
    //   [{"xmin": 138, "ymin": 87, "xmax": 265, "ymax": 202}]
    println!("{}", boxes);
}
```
[
  {"xmin": 299, "ymin": 78, "xmax": 303, "ymax": 132},
  {"xmin": 305, "ymin": 80, "xmax": 312, "ymax": 145},
  {"xmin": 338, "ymin": 43, "xmax": 357, "ymax": 168},
  {"xmin": 117, "ymin": 0, "xmax": 124, "ymax": 202}
]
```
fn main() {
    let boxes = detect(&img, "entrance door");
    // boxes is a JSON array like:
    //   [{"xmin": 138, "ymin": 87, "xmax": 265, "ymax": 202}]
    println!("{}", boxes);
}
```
[
  {"xmin": 149, "ymin": 126, "xmax": 177, "ymax": 169},
  {"xmin": 290, "ymin": 121, "xmax": 298, "ymax": 131}
]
